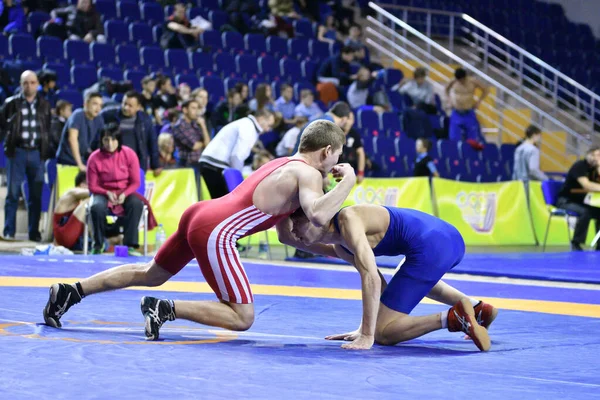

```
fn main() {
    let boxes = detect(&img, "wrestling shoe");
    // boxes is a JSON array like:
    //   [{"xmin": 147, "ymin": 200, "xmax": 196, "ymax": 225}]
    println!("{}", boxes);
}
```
[
  {"xmin": 140, "ymin": 296, "xmax": 176, "ymax": 341},
  {"xmin": 43, "ymin": 283, "xmax": 82, "ymax": 328},
  {"xmin": 474, "ymin": 301, "xmax": 498, "ymax": 329},
  {"xmin": 448, "ymin": 298, "xmax": 491, "ymax": 352}
]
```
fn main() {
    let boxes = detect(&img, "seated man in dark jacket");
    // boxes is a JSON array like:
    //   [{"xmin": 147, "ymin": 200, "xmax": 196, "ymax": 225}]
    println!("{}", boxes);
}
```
[
  {"xmin": 318, "ymin": 46, "xmax": 356, "ymax": 87},
  {"xmin": 100, "ymin": 91, "xmax": 161, "ymax": 176}
]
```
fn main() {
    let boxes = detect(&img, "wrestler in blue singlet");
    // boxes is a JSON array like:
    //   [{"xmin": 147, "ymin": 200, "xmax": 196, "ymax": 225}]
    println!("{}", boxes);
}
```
[{"xmin": 333, "ymin": 207, "xmax": 466, "ymax": 314}]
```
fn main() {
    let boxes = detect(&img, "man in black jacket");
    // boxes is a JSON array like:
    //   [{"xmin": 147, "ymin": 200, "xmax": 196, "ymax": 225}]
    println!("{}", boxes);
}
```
[
  {"xmin": 100, "ymin": 91, "xmax": 161, "ymax": 175},
  {"xmin": 0, "ymin": 70, "xmax": 52, "ymax": 241}
]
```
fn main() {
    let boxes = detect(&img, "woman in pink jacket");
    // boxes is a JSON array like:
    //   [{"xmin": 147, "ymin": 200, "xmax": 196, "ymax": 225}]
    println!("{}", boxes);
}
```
[{"xmin": 87, "ymin": 124, "xmax": 145, "ymax": 255}]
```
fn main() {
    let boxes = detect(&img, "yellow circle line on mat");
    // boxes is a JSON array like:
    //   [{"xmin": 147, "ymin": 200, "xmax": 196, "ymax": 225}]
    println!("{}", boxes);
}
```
[{"xmin": 2, "ymin": 276, "xmax": 600, "ymax": 319}]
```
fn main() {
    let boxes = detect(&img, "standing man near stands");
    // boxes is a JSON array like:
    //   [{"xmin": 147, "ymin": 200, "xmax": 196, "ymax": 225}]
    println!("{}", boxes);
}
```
[
  {"xmin": 512, "ymin": 125, "xmax": 548, "ymax": 183},
  {"xmin": 199, "ymin": 109, "xmax": 275, "ymax": 199},
  {"xmin": 100, "ymin": 91, "xmax": 161, "ymax": 176},
  {"xmin": 446, "ymin": 67, "xmax": 488, "ymax": 143},
  {"xmin": 556, "ymin": 147, "xmax": 600, "ymax": 251},
  {"xmin": 1, "ymin": 70, "xmax": 52, "ymax": 241},
  {"xmin": 56, "ymin": 92, "xmax": 104, "ymax": 172}
]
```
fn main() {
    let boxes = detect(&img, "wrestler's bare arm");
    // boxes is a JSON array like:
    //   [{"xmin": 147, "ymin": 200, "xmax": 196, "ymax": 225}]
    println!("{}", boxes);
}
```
[
  {"xmin": 275, "ymin": 217, "xmax": 338, "ymax": 257},
  {"xmin": 297, "ymin": 163, "xmax": 355, "ymax": 227},
  {"xmin": 55, "ymin": 188, "xmax": 90, "ymax": 214}
]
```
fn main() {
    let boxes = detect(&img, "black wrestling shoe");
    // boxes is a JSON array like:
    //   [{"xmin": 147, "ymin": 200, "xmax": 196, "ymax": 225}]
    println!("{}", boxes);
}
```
[
  {"xmin": 140, "ymin": 296, "xmax": 176, "ymax": 341},
  {"xmin": 43, "ymin": 283, "xmax": 82, "ymax": 328}
]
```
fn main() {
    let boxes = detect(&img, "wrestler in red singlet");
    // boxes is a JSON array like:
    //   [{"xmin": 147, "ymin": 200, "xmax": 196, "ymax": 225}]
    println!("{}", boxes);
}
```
[
  {"xmin": 53, "ymin": 210, "xmax": 85, "ymax": 249},
  {"xmin": 155, "ymin": 157, "xmax": 305, "ymax": 304}
]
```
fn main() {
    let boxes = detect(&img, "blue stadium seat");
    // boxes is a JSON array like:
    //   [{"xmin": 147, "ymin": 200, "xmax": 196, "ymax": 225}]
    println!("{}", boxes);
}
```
[
  {"xmin": 176, "ymin": 73, "xmax": 200, "ymax": 89},
  {"xmin": 140, "ymin": 46, "xmax": 166, "ymax": 70},
  {"xmin": 98, "ymin": 67, "xmax": 124, "ymax": 82},
  {"xmin": 116, "ymin": 44, "xmax": 141, "ymax": 68},
  {"xmin": 187, "ymin": 7, "xmax": 207, "ymax": 20},
  {"xmin": 105, "ymin": 20, "xmax": 129, "ymax": 45},
  {"xmin": 90, "ymin": 42, "xmax": 116, "ymax": 66},
  {"xmin": 280, "ymin": 58, "xmax": 302, "ymax": 84},
  {"xmin": 71, "ymin": 65, "xmax": 96, "ymax": 90},
  {"xmin": 64, "ymin": 39, "xmax": 91, "ymax": 65},
  {"xmin": 166, "ymin": 49, "xmax": 191, "ymax": 71},
  {"xmin": 301, "ymin": 60, "xmax": 317, "ymax": 83},
  {"xmin": 209, "ymin": 10, "xmax": 228, "ymax": 30},
  {"xmin": 200, "ymin": 75, "xmax": 225, "ymax": 103},
  {"xmin": 9, "ymin": 33, "xmax": 36, "ymax": 59},
  {"xmin": 201, "ymin": 30, "xmax": 222, "ymax": 51},
  {"xmin": 213, "ymin": 52, "xmax": 236, "ymax": 77},
  {"xmin": 235, "ymin": 53, "xmax": 258, "ymax": 79},
  {"xmin": 459, "ymin": 140, "xmax": 481, "ymax": 162},
  {"xmin": 95, "ymin": 0, "xmax": 118, "ymax": 20},
  {"xmin": 129, "ymin": 22, "xmax": 154, "ymax": 46},
  {"xmin": 482, "ymin": 143, "xmax": 499, "ymax": 163},
  {"xmin": 199, "ymin": 0, "xmax": 219, "ymax": 9},
  {"xmin": 56, "ymin": 89, "xmax": 83, "ymax": 109},
  {"xmin": 381, "ymin": 112, "xmax": 401, "ymax": 136},
  {"xmin": 309, "ymin": 40, "xmax": 329, "ymax": 63},
  {"xmin": 293, "ymin": 19, "xmax": 315, "ymax": 38},
  {"xmin": 258, "ymin": 56, "xmax": 280, "ymax": 81},
  {"xmin": 500, "ymin": 143, "xmax": 516, "ymax": 163},
  {"xmin": 383, "ymin": 68, "xmax": 403, "ymax": 87},
  {"xmin": 397, "ymin": 137, "xmax": 416, "ymax": 169},
  {"xmin": 152, "ymin": 25, "xmax": 162, "ymax": 43},
  {"xmin": 27, "ymin": 12, "xmax": 50, "ymax": 36},
  {"xmin": 266, "ymin": 36, "xmax": 287, "ymax": 57},
  {"xmin": 224, "ymin": 77, "xmax": 243, "ymax": 93},
  {"xmin": 437, "ymin": 139, "xmax": 460, "ymax": 160},
  {"xmin": 248, "ymin": 78, "xmax": 265, "ymax": 98},
  {"xmin": 141, "ymin": 2, "xmax": 164, "ymax": 24},
  {"xmin": 288, "ymin": 38, "xmax": 310, "ymax": 60},
  {"xmin": 42, "ymin": 62, "xmax": 69, "ymax": 88},
  {"xmin": 387, "ymin": 91, "xmax": 406, "ymax": 112},
  {"xmin": 222, "ymin": 31, "xmax": 244, "ymax": 53},
  {"xmin": 37, "ymin": 36, "xmax": 62, "ymax": 62},
  {"xmin": 0, "ymin": 35, "xmax": 8, "ymax": 60},
  {"xmin": 191, "ymin": 51, "xmax": 213, "ymax": 74},
  {"xmin": 357, "ymin": 109, "xmax": 380, "ymax": 131},
  {"xmin": 469, "ymin": 159, "xmax": 486, "ymax": 182},
  {"xmin": 244, "ymin": 33, "xmax": 266, "ymax": 55},
  {"xmin": 117, "ymin": 1, "xmax": 142, "ymax": 22},
  {"xmin": 124, "ymin": 69, "xmax": 146, "ymax": 92}
]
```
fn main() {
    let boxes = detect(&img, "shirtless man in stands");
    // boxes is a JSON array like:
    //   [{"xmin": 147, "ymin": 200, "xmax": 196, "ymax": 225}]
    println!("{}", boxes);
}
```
[
  {"xmin": 43, "ymin": 120, "xmax": 356, "ymax": 341},
  {"xmin": 446, "ymin": 67, "xmax": 489, "ymax": 143}
]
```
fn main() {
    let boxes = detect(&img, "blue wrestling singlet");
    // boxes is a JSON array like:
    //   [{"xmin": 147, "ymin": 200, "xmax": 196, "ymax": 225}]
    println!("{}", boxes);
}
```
[{"xmin": 333, "ymin": 207, "xmax": 466, "ymax": 314}]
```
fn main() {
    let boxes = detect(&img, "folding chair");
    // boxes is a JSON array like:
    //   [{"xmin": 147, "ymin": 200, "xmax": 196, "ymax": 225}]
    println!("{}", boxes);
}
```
[{"xmin": 541, "ymin": 180, "xmax": 578, "ymax": 252}]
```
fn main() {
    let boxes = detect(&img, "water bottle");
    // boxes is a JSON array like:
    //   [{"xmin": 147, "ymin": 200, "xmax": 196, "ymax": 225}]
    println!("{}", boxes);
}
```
[
  {"xmin": 155, "ymin": 224, "xmax": 167, "ymax": 251},
  {"xmin": 258, "ymin": 241, "xmax": 269, "ymax": 260}
]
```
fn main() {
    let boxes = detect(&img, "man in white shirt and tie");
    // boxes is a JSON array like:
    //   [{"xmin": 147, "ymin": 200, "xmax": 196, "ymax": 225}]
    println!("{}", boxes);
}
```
[{"xmin": 199, "ymin": 109, "xmax": 275, "ymax": 199}]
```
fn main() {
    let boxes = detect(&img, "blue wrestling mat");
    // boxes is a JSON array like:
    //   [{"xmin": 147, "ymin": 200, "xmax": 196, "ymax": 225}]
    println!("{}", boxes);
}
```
[
  {"xmin": 1, "ymin": 254, "xmax": 600, "ymax": 399},
  {"xmin": 287, "ymin": 251, "xmax": 600, "ymax": 284}
]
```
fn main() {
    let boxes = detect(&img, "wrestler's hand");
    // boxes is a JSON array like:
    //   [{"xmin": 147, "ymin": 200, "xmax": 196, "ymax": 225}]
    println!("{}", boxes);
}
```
[
  {"xmin": 325, "ymin": 329, "xmax": 360, "ymax": 342},
  {"xmin": 331, "ymin": 163, "xmax": 356, "ymax": 183},
  {"xmin": 342, "ymin": 334, "xmax": 374, "ymax": 350}
]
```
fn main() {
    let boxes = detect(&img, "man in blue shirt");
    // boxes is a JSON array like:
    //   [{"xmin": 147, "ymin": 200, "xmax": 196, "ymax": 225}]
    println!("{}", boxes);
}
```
[
  {"xmin": 292, "ymin": 101, "xmax": 353, "ymax": 154},
  {"xmin": 273, "ymin": 84, "xmax": 296, "ymax": 125}
]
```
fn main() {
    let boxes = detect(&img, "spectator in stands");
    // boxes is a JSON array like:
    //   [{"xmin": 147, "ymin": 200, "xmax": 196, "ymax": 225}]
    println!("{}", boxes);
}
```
[
  {"xmin": 191, "ymin": 87, "xmax": 213, "ymax": 135},
  {"xmin": 140, "ymin": 76, "xmax": 156, "ymax": 119},
  {"xmin": 49, "ymin": 100, "xmax": 72, "ymax": 157},
  {"xmin": 153, "ymin": 75, "xmax": 178, "ymax": 126},
  {"xmin": 87, "ymin": 124, "xmax": 146, "ymax": 255},
  {"xmin": 396, "ymin": 67, "xmax": 437, "ymax": 114},
  {"xmin": 160, "ymin": 3, "xmax": 203, "ymax": 50},
  {"xmin": 200, "ymin": 109, "xmax": 275, "ymax": 199},
  {"xmin": 48, "ymin": 0, "xmax": 105, "ymax": 43},
  {"xmin": 334, "ymin": 111, "xmax": 365, "ymax": 183},
  {"xmin": 268, "ymin": 0, "xmax": 299, "ymax": 18},
  {"xmin": 347, "ymin": 66, "xmax": 377, "ymax": 110},
  {"xmin": 317, "ymin": 15, "xmax": 340, "ymax": 44},
  {"xmin": 100, "ymin": 91, "xmax": 161, "ymax": 175},
  {"xmin": 160, "ymin": 108, "xmax": 181, "ymax": 134},
  {"xmin": 172, "ymin": 99, "xmax": 211, "ymax": 183},
  {"xmin": 211, "ymin": 88, "xmax": 243, "ymax": 130},
  {"xmin": 52, "ymin": 171, "xmax": 89, "ymax": 250},
  {"xmin": 318, "ymin": 46, "xmax": 355, "ymax": 87},
  {"xmin": 157, "ymin": 133, "xmax": 177, "ymax": 169},
  {"xmin": 177, "ymin": 83, "xmax": 191, "ymax": 105},
  {"xmin": 512, "ymin": 125, "xmax": 548, "ymax": 183},
  {"xmin": 1, "ymin": 70, "xmax": 51, "ymax": 241},
  {"xmin": 275, "ymin": 115, "xmax": 308, "ymax": 157},
  {"xmin": 252, "ymin": 150, "xmax": 274, "ymax": 170},
  {"xmin": 294, "ymin": 89, "xmax": 323, "ymax": 121},
  {"xmin": 274, "ymin": 84, "xmax": 296, "ymax": 124},
  {"xmin": 556, "ymin": 147, "xmax": 600, "ymax": 251},
  {"xmin": 413, "ymin": 138, "xmax": 439, "ymax": 178},
  {"xmin": 249, "ymin": 83, "xmax": 275, "ymax": 113},
  {"xmin": 0, "ymin": 0, "xmax": 24, "ymax": 34},
  {"xmin": 446, "ymin": 67, "xmax": 488, "ymax": 143},
  {"xmin": 56, "ymin": 92, "xmax": 104, "ymax": 172},
  {"xmin": 37, "ymin": 69, "xmax": 58, "ymax": 109},
  {"xmin": 344, "ymin": 24, "xmax": 364, "ymax": 51},
  {"xmin": 235, "ymin": 82, "xmax": 250, "ymax": 104}
]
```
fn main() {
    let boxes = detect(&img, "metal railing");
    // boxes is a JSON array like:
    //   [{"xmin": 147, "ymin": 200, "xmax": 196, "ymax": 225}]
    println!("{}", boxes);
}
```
[
  {"xmin": 366, "ymin": 2, "xmax": 591, "ymax": 169},
  {"xmin": 372, "ymin": 2, "xmax": 599, "ymax": 138}
]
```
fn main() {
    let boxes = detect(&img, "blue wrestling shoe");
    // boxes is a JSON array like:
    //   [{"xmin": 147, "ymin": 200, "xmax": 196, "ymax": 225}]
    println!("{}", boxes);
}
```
[
  {"xmin": 43, "ymin": 283, "xmax": 82, "ymax": 328},
  {"xmin": 140, "ymin": 296, "xmax": 176, "ymax": 341}
]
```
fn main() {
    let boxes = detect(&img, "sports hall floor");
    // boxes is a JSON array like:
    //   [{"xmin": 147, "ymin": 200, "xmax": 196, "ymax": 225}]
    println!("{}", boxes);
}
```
[{"xmin": 1, "ymin": 250, "xmax": 599, "ymax": 400}]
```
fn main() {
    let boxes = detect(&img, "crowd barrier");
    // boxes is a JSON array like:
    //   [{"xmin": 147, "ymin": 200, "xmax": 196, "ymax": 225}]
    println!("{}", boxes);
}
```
[{"xmin": 56, "ymin": 166, "xmax": 597, "ymax": 248}]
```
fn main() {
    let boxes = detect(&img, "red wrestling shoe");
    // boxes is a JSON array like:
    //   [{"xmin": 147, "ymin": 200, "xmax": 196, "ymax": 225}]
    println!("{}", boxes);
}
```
[
  {"xmin": 474, "ymin": 301, "xmax": 498, "ymax": 329},
  {"xmin": 448, "ymin": 298, "xmax": 491, "ymax": 352}
]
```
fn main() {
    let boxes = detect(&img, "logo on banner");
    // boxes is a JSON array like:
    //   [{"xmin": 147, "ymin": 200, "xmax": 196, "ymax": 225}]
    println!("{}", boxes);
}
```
[
  {"xmin": 353, "ymin": 186, "xmax": 398, "ymax": 206},
  {"xmin": 455, "ymin": 191, "xmax": 497, "ymax": 233}
]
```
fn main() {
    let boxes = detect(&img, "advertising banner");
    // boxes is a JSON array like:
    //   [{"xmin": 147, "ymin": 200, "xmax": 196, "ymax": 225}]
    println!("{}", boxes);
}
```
[{"xmin": 433, "ymin": 178, "xmax": 536, "ymax": 245}]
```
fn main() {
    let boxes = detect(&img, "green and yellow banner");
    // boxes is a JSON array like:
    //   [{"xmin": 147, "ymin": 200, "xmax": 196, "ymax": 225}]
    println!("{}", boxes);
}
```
[{"xmin": 432, "ymin": 178, "xmax": 536, "ymax": 245}]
